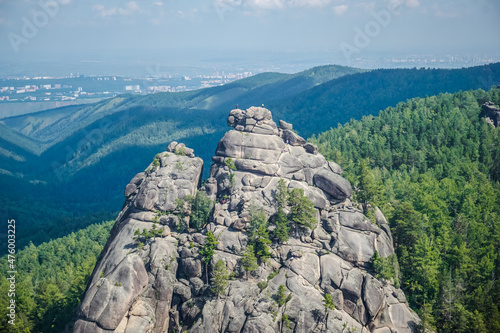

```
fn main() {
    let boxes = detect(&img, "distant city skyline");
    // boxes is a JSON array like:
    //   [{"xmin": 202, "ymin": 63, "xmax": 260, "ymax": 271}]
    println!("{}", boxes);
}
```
[{"xmin": 1, "ymin": 0, "xmax": 499, "ymax": 75}]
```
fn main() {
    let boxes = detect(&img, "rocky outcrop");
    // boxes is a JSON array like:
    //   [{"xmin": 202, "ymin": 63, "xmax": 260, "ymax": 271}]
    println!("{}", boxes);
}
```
[
  {"xmin": 481, "ymin": 101, "xmax": 500, "ymax": 127},
  {"xmin": 74, "ymin": 107, "xmax": 419, "ymax": 333}
]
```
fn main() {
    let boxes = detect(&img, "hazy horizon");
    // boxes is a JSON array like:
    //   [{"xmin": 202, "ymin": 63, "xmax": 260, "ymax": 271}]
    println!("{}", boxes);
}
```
[{"xmin": 1, "ymin": 0, "xmax": 500, "ymax": 76}]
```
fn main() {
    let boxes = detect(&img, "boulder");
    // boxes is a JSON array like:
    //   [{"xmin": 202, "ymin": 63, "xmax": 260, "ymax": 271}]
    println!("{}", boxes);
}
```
[
  {"xmin": 279, "ymin": 119, "xmax": 293, "ymax": 130},
  {"xmin": 313, "ymin": 169, "xmax": 352, "ymax": 200},
  {"xmin": 215, "ymin": 131, "xmax": 284, "ymax": 163},
  {"xmin": 303, "ymin": 142, "xmax": 318, "ymax": 154},
  {"xmin": 481, "ymin": 101, "xmax": 500, "ymax": 127},
  {"xmin": 282, "ymin": 129, "xmax": 306, "ymax": 146},
  {"xmin": 363, "ymin": 275, "xmax": 385, "ymax": 318},
  {"xmin": 340, "ymin": 268, "xmax": 364, "ymax": 302}
]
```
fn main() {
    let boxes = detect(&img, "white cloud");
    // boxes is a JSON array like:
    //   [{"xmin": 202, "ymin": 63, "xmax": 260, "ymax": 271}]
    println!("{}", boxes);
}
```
[
  {"xmin": 127, "ymin": 2, "xmax": 140, "ymax": 11},
  {"xmin": 432, "ymin": 3, "xmax": 459, "ymax": 18},
  {"xmin": 288, "ymin": 0, "xmax": 332, "ymax": 7},
  {"xmin": 387, "ymin": 0, "xmax": 404, "ymax": 9},
  {"xmin": 332, "ymin": 4, "xmax": 347, "ymax": 15},
  {"xmin": 355, "ymin": 2, "xmax": 375, "ymax": 12},
  {"xmin": 93, "ymin": 2, "xmax": 140, "ymax": 18},
  {"xmin": 93, "ymin": 5, "xmax": 117, "ymax": 18},
  {"xmin": 406, "ymin": 0, "xmax": 420, "ymax": 8},
  {"xmin": 217, "ymin": 0, "xmax": 243, "ymax": 6},
  {"xmin": 246, "ymin": 0, "xmax": 285, "ymax": 10}
]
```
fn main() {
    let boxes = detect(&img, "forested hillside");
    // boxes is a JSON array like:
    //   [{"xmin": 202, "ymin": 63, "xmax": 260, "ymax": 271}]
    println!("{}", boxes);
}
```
[
  {"xmin": 311, "ymin": 88, "xmax": 500, "ymax": 332},
  {"xmin": 0, "ymin": 221, "xmax": 113, "ymax": 333}
]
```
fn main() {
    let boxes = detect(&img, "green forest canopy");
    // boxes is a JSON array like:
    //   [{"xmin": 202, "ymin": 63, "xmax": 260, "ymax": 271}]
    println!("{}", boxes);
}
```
[
  {"xmin": 311, "ymin": 87, "xmax": 500, "ymax": 332},
  {"xmin": 0, "ymin": 220, "xmax": 113, "ymax": 333}
]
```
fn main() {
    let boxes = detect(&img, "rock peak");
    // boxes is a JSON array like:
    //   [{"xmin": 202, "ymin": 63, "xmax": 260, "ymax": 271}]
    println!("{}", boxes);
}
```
[
  {"xmin": 74, "ymin": 107, "xmax": 419, "ymax": 333},
  {"xmin": 481, "ymin": 101, "xmax": 500, "ymax": 127},
  {"xmin": 227, "ymin": 106, "xmax": 279, "ymax": 136}
]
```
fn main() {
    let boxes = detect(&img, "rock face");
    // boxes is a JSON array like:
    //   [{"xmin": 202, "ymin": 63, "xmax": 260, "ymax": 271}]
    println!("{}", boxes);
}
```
[
  {"xmin": 74, "ymin": 107, "xmax": 419, "ymax": 333},
  {"xmin": 481, "ymin": 101, "xmax": 500, "ymax": 127}
]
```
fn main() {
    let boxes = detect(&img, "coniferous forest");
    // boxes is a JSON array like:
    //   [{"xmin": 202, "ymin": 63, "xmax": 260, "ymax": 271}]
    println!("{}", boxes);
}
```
[
  {"xmin": 1, "ymin": 87, "xmax": 499, "ymax": 332},
  {"xmin": 311, "ymin": 87, "xmax": 500, "ymax": 332},
  {"xmin": 0, "ymin": 221, "xmax": 113, "ymax": 332}
]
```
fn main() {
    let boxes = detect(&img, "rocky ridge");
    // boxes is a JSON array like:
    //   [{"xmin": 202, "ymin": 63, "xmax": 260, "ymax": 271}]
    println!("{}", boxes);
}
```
[{"xmin": 74, "ymin": 107, "xmax": 419, "ymax": 333}]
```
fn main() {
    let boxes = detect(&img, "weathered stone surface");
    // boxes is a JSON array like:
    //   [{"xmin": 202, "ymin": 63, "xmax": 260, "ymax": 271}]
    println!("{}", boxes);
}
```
[
  {"xmin": 339, "ymin": 211, "xmax": 380, "ymax": 234},
  {"xmin": 75, "ymin": 109, "xmax": 418, "ymax": 333},
  {"xmin": 282, "ymin": 129, "xmax": 306, "ymax": 146},
  {"xmin": 320, "ymin": 254, "xmax": 347, "ymax": 289},
  {"xmin": 80, "ymin": 255, "xmax": 148, "ymax": 330},
  {"xmin": 313, "ymin": 169, "xmax": 352, "ymax": 200},
  {"xmin": 216, "ymin": 130, "xmax": 284, "ymax": 163},
  {"xmin": 481, "ymin": 101, "xmax": 500, "ymax": 127},
  {"xmin": 279, "ymin": 119, "xmax": 293, "ymax": 130},
  {"xmin": 363, "ymin": 275, "xmax": 384, "ymax": 318},
  {"xmin": 341, "ymin": 268, "xmax": 364, "ymax": 302},
  {"xmin": 327, "ymin": 161, "xmax": 344, "ymax": 174},
  {"xmin": 182, "ymin": 258, "xmax": 202, "ymax": 277},
  {"xmin": 124, "ymin": 183, "xmax": 137, "ymax": 197},
  {"xmin": 290, "ymin": 252, "xmax": 320, "ymax": 285},
  {"xmin": 303, "ymin": 142, "xmax": 318, "ymax": 154},
  {"xmin": 336, "ymin": 227, "xmax": 377, "ymax": 264}
]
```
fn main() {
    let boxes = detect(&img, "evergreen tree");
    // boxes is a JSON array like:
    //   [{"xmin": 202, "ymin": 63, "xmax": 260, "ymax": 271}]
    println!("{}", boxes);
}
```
[
  {"xmin": 288, "ymin": 188, "xmax": 316, "ymax": 230},
  {"xmin": 200, "ymin": 231, "xmax": 219, "ymax": 284},
  {"xmin": 274, "ymin": 207, "xmax": 290, "ymax": 243},
  {"xmin": 356, "ymin": 158, "xmax": 381, "ymax": 212},
  {"xmin": 211, "ymin": 260, "xmax": 229, "ymax": 297},
  {"xmin": 241, "ymin": 245, "xmax": 259, "ymax": 278},
  {"xmin": 311, "ymin": 89, "xmax": 500, "ymax": 331},
  {"xmin": 189, "ymin": 191, "xmax": 213, "ymax": 230},
  {"xmin": 247, "ymin": 208, "xmax": 272, "ymax": 260}
]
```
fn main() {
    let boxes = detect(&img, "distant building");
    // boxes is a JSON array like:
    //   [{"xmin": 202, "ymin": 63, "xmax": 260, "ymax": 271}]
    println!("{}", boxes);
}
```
[{"xmin": 125, "ymin": 85, "xmax": 140, "ymax": 91}]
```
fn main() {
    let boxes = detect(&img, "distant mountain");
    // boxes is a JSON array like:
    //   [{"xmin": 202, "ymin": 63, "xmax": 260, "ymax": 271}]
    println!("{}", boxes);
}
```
[
  {"xmin": 269, "ymin": 63, "xmax": 500, "ymax": 137},
  {"xmin": 1, "ymin": 63, "xmax": 500, "ymax": 249},
  {"xmin": 0, "ymin": 65, "xmax": 365, "ymax": 154}
]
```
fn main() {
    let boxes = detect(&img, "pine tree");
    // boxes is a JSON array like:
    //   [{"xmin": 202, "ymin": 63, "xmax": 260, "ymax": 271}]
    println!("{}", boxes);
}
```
[
  {"xmin": 248, "ymin": 208, "xmax": 272, "ymax": 260},
  {"xmin": 241, "ymin": 245, "xmax": 259, "ymax": 278},
  {"xmin": 200, "ymin": 231, "xmax": 219, "ymax": 284},
  {"xmin": 274, "ymin": 207, "xmax": 289, "ymax": 243},
  {"xmin": 288, "ymin": 188, "xmax": 316, "ymax": 230},
  {"xmin": 356, "ymin": 158, "xmax": 380, "ymax": 212},
  {"xmin": 211, "ymin": 260, "xmax": 229, "ymax": 297}
]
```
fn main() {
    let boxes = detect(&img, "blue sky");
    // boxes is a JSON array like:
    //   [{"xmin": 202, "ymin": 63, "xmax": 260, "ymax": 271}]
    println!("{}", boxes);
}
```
[{"xmin": 1, "ymin": 0, "xmax": 499, "ymax": 70}]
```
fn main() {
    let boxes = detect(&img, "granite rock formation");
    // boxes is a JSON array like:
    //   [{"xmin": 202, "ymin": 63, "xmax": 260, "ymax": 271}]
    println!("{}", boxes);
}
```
[
  {"xmin": 481, "ymin": 101, "xmax": 500, "ymax": 127},
  {"xmin": 74, "ymin": 107, "xmax": 420, "ymax": 333}
]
